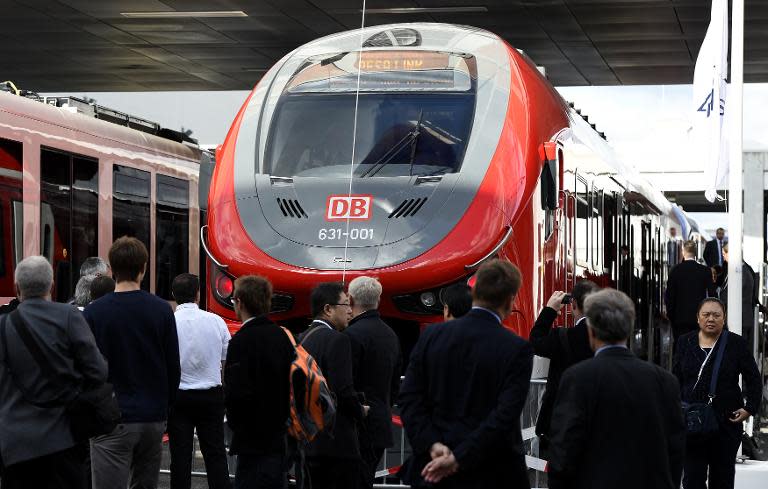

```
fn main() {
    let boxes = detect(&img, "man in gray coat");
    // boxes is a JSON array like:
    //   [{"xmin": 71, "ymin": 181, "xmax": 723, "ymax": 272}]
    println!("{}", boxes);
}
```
[{"xmin": 0, "ymin": 256, "xmax": 108, "ymax": 489}]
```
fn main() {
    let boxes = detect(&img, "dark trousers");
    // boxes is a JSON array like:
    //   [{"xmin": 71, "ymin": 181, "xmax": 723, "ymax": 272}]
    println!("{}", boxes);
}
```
[
  {"xmin": 234, "ymin": 452, "xmax": 287, "ymax": 489},
  {"xmin": 683, "ymin": 424, "xmax": 742, "ymax": 489},
  {"xmin": 168, "ymin": 386, "xmax": 231, "ymax": 489},
  {"xmin": 308, "ymin": 456, "xmax": 358, "ymax": 489},
  {"xmin": 357, "ymin": 427, "xmax": 385, "ymax": 489},
  {"xmin": 1, "ymin": 444, "xmax": 85, "ymax": 489}
]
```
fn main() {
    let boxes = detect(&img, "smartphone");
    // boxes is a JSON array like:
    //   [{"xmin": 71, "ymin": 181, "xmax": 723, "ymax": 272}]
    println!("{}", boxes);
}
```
[{"xmin": 561, "ymin": 294, "xmax": 573, "ymax": 305}]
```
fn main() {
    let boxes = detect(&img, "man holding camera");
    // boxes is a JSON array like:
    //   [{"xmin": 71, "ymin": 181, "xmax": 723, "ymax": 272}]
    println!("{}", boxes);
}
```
[{"xmin": 529, "ymin": 280, "xmax": 599, "ymax": 455}]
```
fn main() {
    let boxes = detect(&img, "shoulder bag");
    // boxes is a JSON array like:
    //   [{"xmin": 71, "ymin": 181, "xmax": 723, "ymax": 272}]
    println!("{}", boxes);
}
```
[
  {"xmin": 681, "ymin": 330, "xmax": 728, "ymax": 436},
  {"xmin": 1, "ymin": 311, "xmax": 120, "ymax": 441}
]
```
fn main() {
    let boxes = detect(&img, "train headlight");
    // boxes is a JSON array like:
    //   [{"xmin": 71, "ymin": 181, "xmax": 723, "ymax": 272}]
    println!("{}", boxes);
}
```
[
  {"xmin": 212, "ymin": 267, "xmax": 235, "ymax": 306},
  {"xmin": 420, "ymin": 292, "xmax": 437, "ymax": 308}
]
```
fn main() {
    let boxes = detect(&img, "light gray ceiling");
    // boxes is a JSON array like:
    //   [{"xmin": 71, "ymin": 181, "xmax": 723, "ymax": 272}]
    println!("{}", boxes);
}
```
[{"xmin": 1, "ymin": 0, "xmax": 766, "ymax": 91}]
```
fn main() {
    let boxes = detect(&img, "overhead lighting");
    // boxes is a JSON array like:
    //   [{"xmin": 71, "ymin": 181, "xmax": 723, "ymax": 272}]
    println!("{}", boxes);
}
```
[
  {"xmin": 363, "ymin": 7, "xmax": 488, "ymax": 14},
  {"xmin": 120, "ymin": 11, "xmax": 248, "ymax": 19}
]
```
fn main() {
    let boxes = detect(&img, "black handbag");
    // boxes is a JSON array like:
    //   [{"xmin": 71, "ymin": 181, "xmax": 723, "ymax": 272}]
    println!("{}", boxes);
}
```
[
  {"xmin": 1, "ymin": 311, "xmax": 121, "ymax": 441},
  {"xmin": 681, "ymin": 330, "xmax": 728, "ymax": 436}
]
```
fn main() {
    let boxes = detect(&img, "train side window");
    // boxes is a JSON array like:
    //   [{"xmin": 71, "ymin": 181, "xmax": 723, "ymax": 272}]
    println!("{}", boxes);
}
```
[
  {"xmin": 40, "ymin": 148, "xmax": 99, "ymax": 302},
  {"xmin": 575, "ymin": 176, "xmax": 589, "ymax": 266},
  {"xmin": 156, "ymin": 175, "xmax": 189, "ymax": 300},
  {"xmin": 113, "ymin": 165, "xmax": 151, "ymax": 290},
  {"xmin": 591, "ymin": 189, "xmax": 603, "ymax": 270},
  {"xmin": 0, "ymin": 137, "xmax": 23, "ymax": 298}
]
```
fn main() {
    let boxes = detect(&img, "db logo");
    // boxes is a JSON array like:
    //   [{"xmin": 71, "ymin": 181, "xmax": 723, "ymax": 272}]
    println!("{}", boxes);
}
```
[{"xmin": 326, "ymin": 195, "xmax": 372, "ymax": 221}]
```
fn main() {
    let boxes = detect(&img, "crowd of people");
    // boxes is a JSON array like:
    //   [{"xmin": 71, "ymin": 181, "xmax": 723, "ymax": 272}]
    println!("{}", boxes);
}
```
[{"xmin": 0, "ymin": 235, "xmax": 763, "ymax": 489}]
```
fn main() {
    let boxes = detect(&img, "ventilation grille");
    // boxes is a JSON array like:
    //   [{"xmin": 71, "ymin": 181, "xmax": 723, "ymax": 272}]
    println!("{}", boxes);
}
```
[
  {"xmin": 277, "ymin": 198, "xmax": 308, "ymax": 218},
  {"xmin": 388, "ymin": 198, "xmax": 427, "ymax": 218}
]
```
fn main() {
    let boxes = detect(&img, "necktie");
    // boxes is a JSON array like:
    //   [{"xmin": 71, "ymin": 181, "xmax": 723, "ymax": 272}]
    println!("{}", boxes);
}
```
[{"xmin": 717, "ymin": 240, "xmax": 722, "ymax": 265}]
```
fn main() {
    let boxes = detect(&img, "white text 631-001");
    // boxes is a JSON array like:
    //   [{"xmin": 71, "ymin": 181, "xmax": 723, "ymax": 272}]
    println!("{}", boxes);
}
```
[{"xmin": 318, "ymin": 228, "xmax": 374, "ymax": 240}]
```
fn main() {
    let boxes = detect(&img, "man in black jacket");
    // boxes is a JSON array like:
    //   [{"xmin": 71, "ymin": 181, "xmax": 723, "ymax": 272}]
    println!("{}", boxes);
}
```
[
  {"xmin": 548, "ymin": 289, "xmax": 685, "ymax": 489},
  {"xmin": 224, "ymin": 276, "xmax": 295, "ymax": 489},
  {"xmin": 301, "ymin": 282, "xmax": 367, "ymax": 489},
  {"xmin": 667, "ymin": 240, "xmax": 716, "ymax": 340},
  {"xmin": 529, "ymin": 280, "xmax": 598, "ymax": 455},
  {"xmin": 345, "ymin": 276, "xmax": 402, "ymax": 488},
  {"xmin": 399, "ymin": 260, "xmax": 533, "ymax": 489},
  {"xmin": 703, "ymin": 227, "xmax": 727, "ymax": 267}
]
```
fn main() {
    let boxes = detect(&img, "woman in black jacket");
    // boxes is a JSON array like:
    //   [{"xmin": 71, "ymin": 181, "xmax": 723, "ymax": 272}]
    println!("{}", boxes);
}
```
[{"xmin": 673, "ymin": 297, "xmax": 762, "ymax": 489}]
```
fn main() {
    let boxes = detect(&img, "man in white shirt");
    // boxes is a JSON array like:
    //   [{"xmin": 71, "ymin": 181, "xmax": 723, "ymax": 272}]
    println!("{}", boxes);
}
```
[{"xmin": 168, "ymin": 273, "xmax": 232, "ymax": 489}]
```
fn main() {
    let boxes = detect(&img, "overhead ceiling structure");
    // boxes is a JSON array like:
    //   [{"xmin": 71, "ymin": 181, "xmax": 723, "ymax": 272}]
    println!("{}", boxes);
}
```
[{"xmin": 2, "ymin": 0, "xmax": 767, "ymax": 92}]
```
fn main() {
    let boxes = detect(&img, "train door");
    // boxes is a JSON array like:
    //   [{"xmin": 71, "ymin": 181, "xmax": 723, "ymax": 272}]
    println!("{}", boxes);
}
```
[
  {"xmin": 538, "ymin": 142, "xmax": 561, "ymax": 311},
  {"xmin": 40, "ymin": 148, "xmax": 98, "ymax": 302},
  {"xmin": 0, "ymin": 137, "xmax": 23, "ymax": 300}
]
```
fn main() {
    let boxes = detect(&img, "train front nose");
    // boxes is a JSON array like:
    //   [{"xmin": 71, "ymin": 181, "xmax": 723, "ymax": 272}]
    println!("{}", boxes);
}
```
[{"xmin": 247, "ymin": 174, "xmax": 454, "ymax": 270}]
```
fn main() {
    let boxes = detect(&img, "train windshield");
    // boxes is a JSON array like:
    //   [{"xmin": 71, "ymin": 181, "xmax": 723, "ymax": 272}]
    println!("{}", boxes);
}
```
[{"xmin": 264, "ymin": 51, "xmax": 476, "ymax": 178}]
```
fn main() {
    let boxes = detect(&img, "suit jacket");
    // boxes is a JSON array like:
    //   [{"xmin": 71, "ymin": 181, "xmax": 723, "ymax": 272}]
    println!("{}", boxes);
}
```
[
  {"xmin": 673, "ymin": 330, "xmax": 762, "ymax": 421},
  {"xmin": 0, "ymin": 299, "xmax": 107, "ymax": 466},
  {"xmin": 344, "ymin": 310, "xmax": 402, "ymax": 449},
  {"xmin": 300, "ymin": 321, "xmax": 364, "ymax": 460},
  {"xmin": 399, "ymin": 308, "xmax": 534, "ymax": 488},
  {"xmin": 529, "ymin": 311, "xmax": 592, "ymax": 439},
  {"xmin": 224, "ymin": 315, "xmax": 294, "ymax": 455},
  {"xmin": 704, "ymin": 239, "xmax": 725, "ymax": 267},
  {"xmin": 666, "ymin": 259, "xmax": 715, "ymax": 328},
  {"xmin": 548, "ymin": 348, "xmax": 685, "ymax": 489}
]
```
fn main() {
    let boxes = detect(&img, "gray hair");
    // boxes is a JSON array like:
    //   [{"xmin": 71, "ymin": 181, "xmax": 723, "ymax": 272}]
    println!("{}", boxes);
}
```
[
  {"xmin": 15, "ymin": 256, "xmax": 54, "ymax": 299},
  {"xmin": 348, "ymin": 276, "xmax": 382, "ymax": 309},
  {"xmin": 584, "ymin": 289, "xmax": 635, "ymax": 343},
  {"xmin": 73, "ymin": 274, "xmax": 96, "ymax": 307},
  {"xmin": 80, "ymin": 257, "xmax": 108, "ymax": 277}
]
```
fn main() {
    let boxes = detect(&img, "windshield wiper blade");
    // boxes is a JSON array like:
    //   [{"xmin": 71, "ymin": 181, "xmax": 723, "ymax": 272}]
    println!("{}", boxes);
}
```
[
  {"xmin": 407, "ymin": 109, "xmax": 424, "ymax": 177},
  {"xmin": 358, "ymin": 126, "xmax": 418, "ymax": 178}
]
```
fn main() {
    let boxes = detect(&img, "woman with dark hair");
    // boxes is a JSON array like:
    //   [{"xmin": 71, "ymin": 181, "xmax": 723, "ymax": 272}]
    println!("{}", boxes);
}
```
[{"xmin": 673, "ymin": 297, "xmax": 762, "ymax": 489}]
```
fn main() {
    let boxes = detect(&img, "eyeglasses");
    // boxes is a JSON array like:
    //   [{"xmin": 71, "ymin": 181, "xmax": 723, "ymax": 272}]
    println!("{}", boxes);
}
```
[
  {"xmin": 699, "ymin": 312, "xmax": 723, "ymax": 319},
  {"xmin": 330, "ymin": 303, "xmax": 351, "ymax": 308}
]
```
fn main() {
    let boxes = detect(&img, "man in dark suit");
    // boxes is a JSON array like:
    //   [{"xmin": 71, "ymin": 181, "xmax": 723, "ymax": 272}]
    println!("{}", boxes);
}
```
[
  {"xmin": 548, "ymin": 289, "xmax": 685, "ymax": 489},
  {"xmin": 704, "ymin": 227, "xmax": 727, "ymax": 267},
  {"xmin": 224, "ymin": 275, "xmax": 295, "ymax": 489},
  {"xmin": 0, "ymin": 256, "xmax": 108, "ymax": 489},
  {"xmin": 399, "ymin": 260, "xmax": 533, "ymax": 489},
  {"xmin": 666, "ymin": 240, "xmax": 716, "ymax": 340},
  {"xmin": 344, "ymin": 276, "xmax": 402, "ymax": 489},
  {"xmin": 301, "ymin": 282, "xmax": 367, "ymax": 489},
  {"xmin": 529, "ymin": 280, "xmax": 599, "ymax": 454}
]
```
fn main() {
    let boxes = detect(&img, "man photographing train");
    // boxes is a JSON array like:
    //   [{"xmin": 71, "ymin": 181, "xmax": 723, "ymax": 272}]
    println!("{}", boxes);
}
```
[{"xmin": 529, "ymin": 280, "xmax": 599, "ymax": 456}]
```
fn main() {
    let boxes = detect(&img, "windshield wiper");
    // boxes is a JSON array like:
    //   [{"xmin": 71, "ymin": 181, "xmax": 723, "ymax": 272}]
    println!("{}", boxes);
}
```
[
  {"xmin": 407, "ymin": 110, "xmax": 424, "ymax": 177},
  {"xmin": 358, "ymin": 116, "xmax": 423, "ymax": 178}
]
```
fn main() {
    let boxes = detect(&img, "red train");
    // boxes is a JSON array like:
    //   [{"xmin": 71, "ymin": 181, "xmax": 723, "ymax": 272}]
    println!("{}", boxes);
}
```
[{"xmin": 204, "ymin": 24, "xmax": 697, "ymax": 361}]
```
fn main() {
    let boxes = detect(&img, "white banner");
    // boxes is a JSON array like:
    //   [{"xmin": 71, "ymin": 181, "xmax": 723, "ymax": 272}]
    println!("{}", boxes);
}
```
[{"xmin": 691, "ymin": 0, "xmax": 729, "ymax": 203}]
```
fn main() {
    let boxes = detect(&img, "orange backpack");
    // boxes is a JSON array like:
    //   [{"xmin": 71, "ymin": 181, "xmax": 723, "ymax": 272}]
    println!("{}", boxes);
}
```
[{"xmin": 281, "ymin": 327, "xmax": 336, "ymax": 442}]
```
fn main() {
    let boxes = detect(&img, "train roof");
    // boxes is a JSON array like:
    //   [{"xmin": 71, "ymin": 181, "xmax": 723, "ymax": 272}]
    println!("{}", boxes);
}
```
[
  {"xmin": 0, "ymin": 91, "xmax": 201, "ymax": 164},
  {"xmin": 282, "ymin": 23, "xmax": 499, "ymax": 58}
]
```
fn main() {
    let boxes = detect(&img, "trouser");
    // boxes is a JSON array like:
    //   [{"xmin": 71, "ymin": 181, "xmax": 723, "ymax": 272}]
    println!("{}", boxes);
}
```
[
  {"xmin": 357, "ymin": 427, "xmax": 385, "ymax": 489},
  {"xmin": 1, "ymin": 444, "xmax": 86, "ymax": 489},
  {"xmin": 168, "ymin": 386, "xmax": 231, "ymax": 489},
  {"xmin": 91, "ymin": 421, "xmax": 166, "ymax": 489},
  {"xmin": 308, "ymin": 456, "xmax": 358, "ymax": 489},
  {"xmin": 234, "ymin": 452, "xmax": 288, "ymax": 489},
  {"xmin": 683, "ymin": 423, "xmax": 742, "ymax": 489}
]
